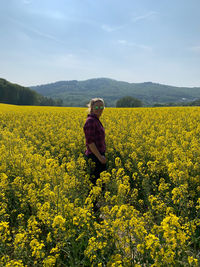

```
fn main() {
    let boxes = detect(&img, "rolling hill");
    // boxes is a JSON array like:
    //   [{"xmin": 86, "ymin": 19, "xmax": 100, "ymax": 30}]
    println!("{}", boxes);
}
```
[{"xmin": 31, "ymin": 78, "xmax": 200, "ymax": 107}]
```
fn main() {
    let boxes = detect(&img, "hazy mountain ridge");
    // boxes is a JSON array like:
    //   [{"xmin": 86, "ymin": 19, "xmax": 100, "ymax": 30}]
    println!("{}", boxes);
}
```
[{"xmin": 31, "ymin": 78, "xmax": 200, "ymax": 107}]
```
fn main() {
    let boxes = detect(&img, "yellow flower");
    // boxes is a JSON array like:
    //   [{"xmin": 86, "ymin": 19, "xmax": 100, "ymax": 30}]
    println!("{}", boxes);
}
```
[
  {"xmin": 188, "ymin": 256, "xmax": 198, "ymax": 266},
  {"xmin": 52, "ymin": 215, "xmax": 66, "ymax": 228},
  {"xmin": 30, "ymin": 238, "xmax": 45, "ymax": 259},
  {"xmin": 43, "ymin": 256, "xmax": 56, "ymax": 266},
  {"xmin": 0, "ymin": 221, "xmax": 11, "ymax": 242}
]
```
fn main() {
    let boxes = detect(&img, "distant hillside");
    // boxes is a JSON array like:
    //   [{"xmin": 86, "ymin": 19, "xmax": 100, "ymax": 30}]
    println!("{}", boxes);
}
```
[
  {"xmin": 0, "ymin": 78, "xmax": 63, "ymax": 106},
  {"xmin": 31, "ymin": 78, "xmax": 200, "ymax": 107},
  {"xmin": 0, "ymin": 78, "xmax": 40, "ymax": 105}
]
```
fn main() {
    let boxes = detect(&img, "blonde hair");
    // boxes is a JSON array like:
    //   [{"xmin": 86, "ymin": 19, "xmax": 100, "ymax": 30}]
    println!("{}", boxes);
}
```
[{"xmin": 87, "ymin": 98, "xmax": 105, "ymax": 113}]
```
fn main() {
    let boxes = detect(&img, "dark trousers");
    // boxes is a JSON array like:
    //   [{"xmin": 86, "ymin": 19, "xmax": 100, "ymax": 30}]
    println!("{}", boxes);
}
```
[
  {"xmin": 86, "ymin": 153, "xmax": 106, "ymax": 214},
  {"xmin": 86, "ymin": 153, "xmax": 106, "ymax": 185}
]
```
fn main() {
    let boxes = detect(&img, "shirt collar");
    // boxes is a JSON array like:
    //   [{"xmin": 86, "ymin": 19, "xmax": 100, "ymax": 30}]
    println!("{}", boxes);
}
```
[{"xmin": 88, "ymin": 113, "xmax": 99, "ymax": 120}]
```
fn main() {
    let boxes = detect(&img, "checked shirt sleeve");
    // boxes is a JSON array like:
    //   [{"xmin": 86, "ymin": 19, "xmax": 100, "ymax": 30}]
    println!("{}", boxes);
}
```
[{"xmin": 84, "ymin": 119, "xmax": 96, "ymax": 144}]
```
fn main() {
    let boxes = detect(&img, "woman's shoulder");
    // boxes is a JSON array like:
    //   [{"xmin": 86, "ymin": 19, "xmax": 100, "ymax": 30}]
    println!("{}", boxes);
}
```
[
  {"xmin": 86, "ymin": 114, "xmax": 97, "ymax": 122},
  {"xmin": 84, "ymin": 115, "xmax": 95, "ymax": 127}
]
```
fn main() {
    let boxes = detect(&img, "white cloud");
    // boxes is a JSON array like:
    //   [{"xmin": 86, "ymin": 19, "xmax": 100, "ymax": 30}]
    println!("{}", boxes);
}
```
[
  {"xmin": 30, "ymin": 8, "xmax": 95, "ymax": 26},
  {"xmin": 8, "ymin": 16, "xmax": 64, "ymax": 44},
  {"xmin": 31, "ymin": 28, "xmax": 63, "ymax": 43},
  {"xmin": 190, "ymin": 46, "xmax": 200, "ymax": 53},
  {"xmin": 42, "ymin": 10, "xmax": 67, "ymax": 21},
  {"xmin": 117, "ymin": 40, "xmax": 152, "ymax": 51},
  {"xmin": 101, "ymin": 24, "xmax": 122, "ymax": 32},
  {"xmin": 118, "ymin": 40, "xmax": 127, "ymax": 45},
  {"xmin": 132, "ymin": 11, "xmax": 158, "ymax": 22},
  {"xmin": 47, "ymin": 53, "xmax": 85, "ymax": 69},
  {"xmin": 22, "ymin": 0, "xmax": 32, "ymax": 4},
  {"xmin": 101, "ymin": 12, "xmax": 158, "ymax": 33},
  {"xmin": 29, "ymin": 9, "xmax": 67, "ymax": 21}
]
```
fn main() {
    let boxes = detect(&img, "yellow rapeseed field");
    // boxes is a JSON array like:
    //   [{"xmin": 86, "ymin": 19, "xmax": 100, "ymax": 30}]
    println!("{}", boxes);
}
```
[{"xmin": 0, "ymin": 103, "xmax": 199, "ymax": 266}]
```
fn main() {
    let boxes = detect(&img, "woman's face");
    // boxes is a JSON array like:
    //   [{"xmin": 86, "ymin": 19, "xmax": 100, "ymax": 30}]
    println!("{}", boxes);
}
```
[{"xmin": 92, "ymin": 101, "xmax": 104, "ymax": 118}]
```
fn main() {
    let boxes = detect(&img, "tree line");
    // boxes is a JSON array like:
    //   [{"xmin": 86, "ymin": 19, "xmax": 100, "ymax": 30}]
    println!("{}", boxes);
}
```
[
  {"xmin": 116, "ymin": 96, "xmax": 143, "ymax": 107},
  {"xmin": 115, "ymin": 96, "xmax": 200, "ymax": 108},
  {"xmin": 0, "ymin": 78, "xmax": 63, "ymax": 106}
]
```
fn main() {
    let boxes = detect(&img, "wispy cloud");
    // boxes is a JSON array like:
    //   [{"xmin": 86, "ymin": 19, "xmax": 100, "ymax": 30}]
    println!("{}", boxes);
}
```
[
  {"xmin": 29, "ymin": 9, "xmax": 67, "ymax": 21},
  {"xmin": 8, "ymin": 17, "xmax": 64, "ymax": 44},
  {"xmin": 41, "ymin": 10, "xmax": 67, "ymax": 21},
  {"xmin": 101, "ymin": 24, "xmax": 122, "ymax": 32},
  {"xmin": 101, "ymin": 11, "xmax": 158, "ymax": 33},
  {"xmin": 132, "ymin": 11, "xmax": 158, "ymax": 22},
  {"xmin": 118, "ymin": 40, "xmax": 128, "ymax": 45},
  {"xmin": 30, "ymin": 9, "xmax": 95, "ymax": 26},
  {"xmin": 117, "ymin": 39, "xmax": 152, "ymax": 51},
  {"xmin": 28, "ymin": 27, "xmax": 64, "ymax": 43},
  {"xmin": 50, "ymin": 53, "xmax": 79, "ymax": 67},
  {"xmin": 189, "ymin": 46, "xmax": 200, "ymax": 53},
  {"xmin": 22, "ymin": 0, "xmax": 32, "ymax": 4}
]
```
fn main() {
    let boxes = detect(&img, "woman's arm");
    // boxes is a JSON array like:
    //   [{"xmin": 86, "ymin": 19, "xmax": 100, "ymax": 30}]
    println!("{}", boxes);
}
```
[{"xmin": 88, "ymin": 142, "xmax": 106, "ymax": 164}]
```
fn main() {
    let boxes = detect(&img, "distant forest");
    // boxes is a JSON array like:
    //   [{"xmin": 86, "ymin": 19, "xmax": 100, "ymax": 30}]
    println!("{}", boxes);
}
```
[{"xmin": 0, "ymin": 78, "xmax": 63, "ymax": 106}]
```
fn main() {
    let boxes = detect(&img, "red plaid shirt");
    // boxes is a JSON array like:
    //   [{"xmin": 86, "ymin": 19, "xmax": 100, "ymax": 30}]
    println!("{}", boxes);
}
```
[{"xmin": 83, "ymin": 113, "xmax": 106, "ymax": 156}]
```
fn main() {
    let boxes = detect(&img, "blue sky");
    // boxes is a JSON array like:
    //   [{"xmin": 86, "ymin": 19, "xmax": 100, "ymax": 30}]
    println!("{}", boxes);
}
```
[{"xmin": 1, "ymin": 0, "xmax": 200, "ymax": 87}]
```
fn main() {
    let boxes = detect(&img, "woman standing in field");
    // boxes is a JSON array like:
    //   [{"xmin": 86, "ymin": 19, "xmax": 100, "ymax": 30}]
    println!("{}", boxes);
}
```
[{"xmin": 83, "ymin": 98, "xmax": 106, "ymax": 186}]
